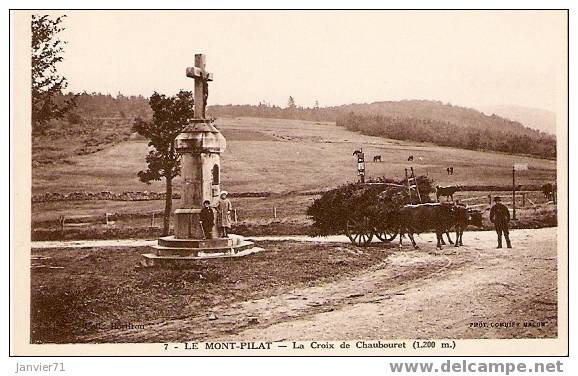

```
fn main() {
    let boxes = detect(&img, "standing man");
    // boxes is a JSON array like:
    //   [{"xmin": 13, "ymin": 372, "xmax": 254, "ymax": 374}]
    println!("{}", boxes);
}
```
[
  {"xmin": 200, "ymin": 200, "xmax": 215, "ymax": 239},
  {"xmin": 217, "ymin": 191, "xmax": 233, "ymax": 237},
  {"xmin": 489, "ymin": 196, "xmax": 512, "ymax": 248}
]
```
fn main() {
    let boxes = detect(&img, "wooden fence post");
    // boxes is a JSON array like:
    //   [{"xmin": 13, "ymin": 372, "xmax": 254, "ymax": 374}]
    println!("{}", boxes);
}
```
[
  {"xmin": 488, "ymin": 194, "xmax": 492, "ymax": 207},
  {"xmin": 151, "ymin": 213, "xmax": 155, "ymax": 227},
  {"xmin": 60, "ymin": 215, "xmax": 66, "ymax": 239},
  {"xmin": 234, "ymin": 209, "xmax": 238, "ymax": 224},
  {"xmin": 522, "ymin": 193, "xmax": 526, "ymax": 207},
  {"xmin": 273, "ymin": 206, "xmax": 277, "ymax": 219},
  {"xmin": 512, "ymin": 167, "xmax": 517, "ymax": 220}
]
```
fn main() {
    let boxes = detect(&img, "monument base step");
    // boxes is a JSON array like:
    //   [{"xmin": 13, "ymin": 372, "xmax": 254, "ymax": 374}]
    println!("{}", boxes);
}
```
[
  {"xmin": 151, "ymin": 241, "xmax": 254, "ymax": 257},
  {"xmin": 159, "ymin": 236, "xmax": 232, "ymax": 249},
  {"xmin": 140, "ymin": 247, "xmax": 265, "ymax": 267},
  {"xmin": 140, "ymin": 233, "xmax": 259, "ymax": 267}
]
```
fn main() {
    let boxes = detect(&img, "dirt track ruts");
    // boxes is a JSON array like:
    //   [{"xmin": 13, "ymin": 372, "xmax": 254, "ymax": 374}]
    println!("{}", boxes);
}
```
[{"xmin": 73, "ymin": 228, "xmax": 558, "ymax": 343}]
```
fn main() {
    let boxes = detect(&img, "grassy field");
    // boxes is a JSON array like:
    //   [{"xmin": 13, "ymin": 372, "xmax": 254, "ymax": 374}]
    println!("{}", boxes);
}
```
[
  {"xmin": 32, "ymin": 117, "xmax": 556, "ymax": 195},
  {"xmin": 31, "ymin": 116, "xmax": 557, "ymax": 238},
  {"xmin": 30, "ymin": 241, "xmax": 392, "ymax": 343}
]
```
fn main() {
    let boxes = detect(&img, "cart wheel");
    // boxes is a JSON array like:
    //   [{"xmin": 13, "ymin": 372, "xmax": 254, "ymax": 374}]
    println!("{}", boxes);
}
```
[
  {"xmin": 346, "ymin": 216, "xmax": 374, "ymax": 246},
  {"xmin": 374, "ymin": 226, "xmax": 398, "ymax": 242}
]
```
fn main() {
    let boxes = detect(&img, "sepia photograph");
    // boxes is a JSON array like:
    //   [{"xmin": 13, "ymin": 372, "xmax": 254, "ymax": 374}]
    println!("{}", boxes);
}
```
[{"xmin": 10, "ymin": 9, "xmax": 568, "ymax": 356}]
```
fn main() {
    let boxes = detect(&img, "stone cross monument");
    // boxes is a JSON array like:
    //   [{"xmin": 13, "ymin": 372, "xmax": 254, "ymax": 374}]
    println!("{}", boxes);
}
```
[
  {"xmin": 173, "ymin": 54, "xmax": 226, "ymax": 239},
  {"xmin": 141, "ymin": 54, "xmax": 256, "ymax": 267},
  {"xmin": 187, "ymin": 54, "xmax": 212, "ymax": 119}
]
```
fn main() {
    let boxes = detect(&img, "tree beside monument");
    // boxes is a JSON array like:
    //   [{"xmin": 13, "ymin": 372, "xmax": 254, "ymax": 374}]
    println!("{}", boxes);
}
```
[{"xmin": 132, "ymin": 90, "xmax": 195, "ymax": 236}]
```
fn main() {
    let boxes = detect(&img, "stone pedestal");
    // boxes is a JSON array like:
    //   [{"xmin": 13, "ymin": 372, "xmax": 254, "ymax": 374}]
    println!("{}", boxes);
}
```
[
  {"xmin": 173, "ymin": 120, "xmax": 226, "ymax": 238},
  {"xmin": 174, "ymin": 209, "xmax": 203, "ymax": 239},
  {"xmin": 141, "ymin": 234, "xmax": 263, "ymax": 267}
]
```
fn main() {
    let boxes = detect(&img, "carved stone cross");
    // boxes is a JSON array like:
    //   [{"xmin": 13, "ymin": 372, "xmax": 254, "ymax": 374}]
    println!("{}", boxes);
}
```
[{"xmin": 186, "ymin": 54, "xmax": 213, "ymax": 119}]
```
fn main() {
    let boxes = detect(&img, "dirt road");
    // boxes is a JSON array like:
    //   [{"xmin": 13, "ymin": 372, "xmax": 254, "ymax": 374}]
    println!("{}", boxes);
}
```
[
  {"xmin": 75, "ymin": 228, "xmax": 558, "ymax": 342},
  {"xmin": 30, "ymin": 235, "xmax": 359, "ymax": 249},
  {"xmin": 218, "ymin": 230, "xmax": 558, "ymax": 341}
]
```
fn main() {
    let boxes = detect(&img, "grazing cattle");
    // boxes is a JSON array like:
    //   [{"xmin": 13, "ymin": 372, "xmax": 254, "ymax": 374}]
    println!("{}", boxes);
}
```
[
  {"xmin": 408, "ymin": 155, "xmax": 414, "ymax": 161},
  {"xmin": 398, "ymin": 203, "xmax": 456, "ymax": 250},
  {"xmin": 436, "ymin": 185, "xmax": 461, "ymax": 202},
  {"xmin": 541, "ymin": 183, "xmax": 556, "ymax": 201},
  {"xmin": 373, "ymin": 155, "xmax": 382, "ymax": 162}
]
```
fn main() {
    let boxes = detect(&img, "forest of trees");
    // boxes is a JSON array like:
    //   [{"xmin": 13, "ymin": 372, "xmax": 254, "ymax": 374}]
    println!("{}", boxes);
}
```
[
  {"xmin": 56, "ymin": 91, "xmax": 153, "ymax": 121},
  {"xmin": 207, "ymin": 103, "xmax": 337, "ymax": 122},
  {"xmin": 336, "ymin": 111, "xmax": 556, "ymax": 159}
]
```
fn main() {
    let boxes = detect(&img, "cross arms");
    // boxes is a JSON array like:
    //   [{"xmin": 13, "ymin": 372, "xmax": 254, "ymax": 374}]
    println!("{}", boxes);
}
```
[{"xmin": 186, "ymin": 67, "xmax": 213, "ymax": 81}]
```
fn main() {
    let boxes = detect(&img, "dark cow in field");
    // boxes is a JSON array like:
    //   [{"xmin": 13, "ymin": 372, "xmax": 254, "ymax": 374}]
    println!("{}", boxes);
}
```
[
  {"xmin": 408, "ymin": 155, "xmax": 414, "ymax": 161},
  {"xmin": 541, "ymin": 183, "xmax": 556, "ymax": 201},
  {"xmin": 397, "ymin": 203, "xmax": 483, "ymax": 250},
  {"xmin": 436, "ymin": 185, "xmax": 461, "ymax": 202},
  {"xmin": 373, "ymin": 155, "xmax": 382, "ymax": 162}
]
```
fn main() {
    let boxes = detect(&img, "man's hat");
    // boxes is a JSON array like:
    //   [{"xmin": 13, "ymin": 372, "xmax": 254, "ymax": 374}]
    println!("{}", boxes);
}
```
[{"xmin": 494, "ymin": 196, "xmax": 501, "ymax": 202}]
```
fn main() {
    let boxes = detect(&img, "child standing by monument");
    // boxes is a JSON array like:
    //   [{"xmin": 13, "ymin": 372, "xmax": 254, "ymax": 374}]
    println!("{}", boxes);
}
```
[
  {"xmin": 200, "ymin": 200, "xmax": 215, "ymax": 239},
  {"xmin": 217, "ymin": 191, "xmax": 233, "ymax": 237}
]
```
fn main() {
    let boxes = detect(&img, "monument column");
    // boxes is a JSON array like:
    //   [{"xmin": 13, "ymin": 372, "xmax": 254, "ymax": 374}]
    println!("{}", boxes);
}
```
[{"xmin": 173, "ymin": 54, "xmax": 226, "ymax": 239}]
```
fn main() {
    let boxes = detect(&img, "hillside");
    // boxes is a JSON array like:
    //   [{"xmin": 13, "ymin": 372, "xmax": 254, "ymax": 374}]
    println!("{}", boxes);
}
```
[
  {"xmin": 32, "ymin": 93, "xmax": 151, "ymax": 165},
  {"xmin": 210, "ymin": 100, "xmax": 552, "ymax": 137},
  {"xmin": 477, "ymin": 105, "xmax": 557, "ymax": 135},
  {"xmin": 336, "ymin": 111, "xmax": 555, "ymax": 159},
  {"xmin": 210, "ymin": 100, "xmax": 556, "ymax": 159},
  {"xmin": 32, "ymin": 116, "xmax": 556, "ymax": 196},
  {"xmin": 337, "ymin": 100, "xmax": 546, "ymax": 138},
  {"xmin": 32, "ymin": 94, "xmax": 556, "ymax": 168}
]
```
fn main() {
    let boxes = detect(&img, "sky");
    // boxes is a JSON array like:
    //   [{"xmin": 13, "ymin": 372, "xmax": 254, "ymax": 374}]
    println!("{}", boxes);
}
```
[{"xmin": 44, "ymin": 10, "xmax": 566, "ymax": 114}]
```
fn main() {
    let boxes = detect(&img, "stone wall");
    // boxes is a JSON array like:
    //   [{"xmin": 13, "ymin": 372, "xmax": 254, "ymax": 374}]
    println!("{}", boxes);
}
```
[
  {"xmin": 32, "ymin": 191, "xmax": 181, "ymax": 203},
  {"xmin": 31, "ymin": 185, "xmax": 545, "ymax": 203},
  {"xmin": 32, "ymin": 190, "xmax": 273, "ymax": 203}
]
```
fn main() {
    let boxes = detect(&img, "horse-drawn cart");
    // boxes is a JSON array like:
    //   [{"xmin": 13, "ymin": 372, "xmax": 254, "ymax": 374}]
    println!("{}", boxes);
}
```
[{"xmin": 308, "ymin": 177, "xmax": 435, "ymax": 247}]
